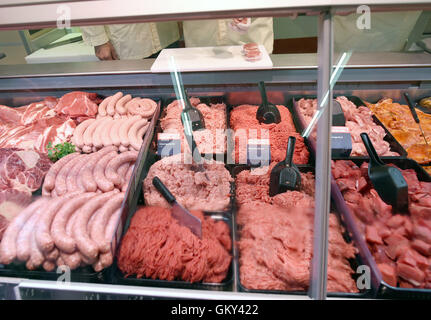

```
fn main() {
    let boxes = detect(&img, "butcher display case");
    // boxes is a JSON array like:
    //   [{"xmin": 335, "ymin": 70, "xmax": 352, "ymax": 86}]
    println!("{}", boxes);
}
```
[{"xmin": 1, "ymin": 1, "xmax": 431, "ymax": 300}]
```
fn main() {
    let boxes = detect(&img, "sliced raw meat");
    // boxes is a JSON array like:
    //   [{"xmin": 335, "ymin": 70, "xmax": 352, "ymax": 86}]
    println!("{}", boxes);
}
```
[{"xmin": 55, "ymin": 91, "xmax": 99, "ymax": 117}]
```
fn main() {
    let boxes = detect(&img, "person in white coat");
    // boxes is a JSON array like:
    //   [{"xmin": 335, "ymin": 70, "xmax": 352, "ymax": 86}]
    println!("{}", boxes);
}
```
[
  {"xmin": 182, "ymin": 17, "xmax": 274, "ymax": 53},
  {"xmin": 80, "ymin": 22, "xmax": 180, "ymax": 60}
]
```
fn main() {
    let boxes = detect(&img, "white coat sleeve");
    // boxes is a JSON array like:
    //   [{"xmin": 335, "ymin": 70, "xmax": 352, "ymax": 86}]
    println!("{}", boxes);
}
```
[{"xmin": 80, "ymin": 26, "xmax": 110, "ymax": 47}]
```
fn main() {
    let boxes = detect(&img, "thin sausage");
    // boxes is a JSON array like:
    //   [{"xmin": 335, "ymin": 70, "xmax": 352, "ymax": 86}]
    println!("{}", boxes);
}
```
[
  {"xmin": 116, "ymin": 94, "xmax": 131, "ymax": 115},
  {"xmin": 105, "ymin": 151, "xmax": 138, "ymax": 186},
  {"xmin": 60, "ymin": 251, "xmax": 81, "ymax": 270},
  {"xmin": 92, "ymin": 117, "xmax": 110, "ymax": 149},
  {"xmin": 81, "ymin": 146, "xmax": 117, "ymax": 192},
  {"xmin": 73, "ymin": 119, "xmax": 96, "ymax": 148},
  {"xmin": 119, "ymin": 116, "xmax": 140, "ymax": 147},
  {"xmin": 55, "ymin": 156, "xmax": 83, "ymax": 196},
  {"xmin": 66, "ymin": 154, "xmax": 88, "ymax": 193},
  {"xmin": 45, "ymin": 247, "xmax": 59, "ymax": 262},
  {"xmin": 119, "ymin": 145, "xmax": 129, "ymax": 153},
  {"xmin": 15, "ymin": 203, "xmax": 45, "ymax": 262},
  {"xmin": 128, "ymin": 119, "xmax": 148, "ymax": 151},
  {"xmin": 42, "ymin": 260, "xmax": 56, "ymax": 272},
  {"xmin": 116, "ymin": 162, "xmax": 130, "ymax": 187},
  {"xmin": 107, "ymin": 92, "xmax": 123, "ymax": 116},
  {"xmin": 102, "ymin": 118, "xmax": 115, "ymax": 147},
  {"xmin": 73, "ymin": 191, "xmax": 119, "ymax": 260},
  {"xmin": 93, "ymin": 151, "xmax": 118, "ymax": 192},
  {"xmin": 90, "ymin": 192, "xmax": 124, "ymax": 253},
  {"xmin": 0, "ymin": 199, "xmax": 46, "ymax": 265},
  {"xmin": 51, "ymin": 192, "xmax": 96, "ymax": 254},
  {"xmin": 122, "ymin": 165, "xmax": 135, "ymax": 192},
  {"xmin": 83, "ymin": 117, "xmax": 102, "ymax": 147},
  {"xmin": 28, "ymin": 227, "xmax": 45, "ymax": 269},
  {"xmin": 99, "ymin": 208, "xmax": 122, "ymax": 269},
  {"xmin": 82, "ymin": 145, "xmax": 92, "ymax": 153},
  {"xmin": 109, "ymin": 118, "xmax": 125, "ymax": 146},
  {"xmin": 35, "ymin": 193, "xmax": 80, "ymax": 254},
  {"xmin": 42, "ymin": 153, "xmax": 79, "ymax": 194},
  {"xmin": 61, "ymin": 211, "xmax": 82, "ymax": 270},
  {"xmin": 98, "ymin": 96, "xmax": 111, "ymax": 117}
]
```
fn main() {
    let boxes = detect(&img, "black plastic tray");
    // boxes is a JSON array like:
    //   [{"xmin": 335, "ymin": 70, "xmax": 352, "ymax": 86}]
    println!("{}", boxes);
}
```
[
  {"xmin": 331, "ymin": 158, "xmax": 431, "ymax": 299},
  {"xmin": 288, "ymin": 95, "xmax": 407, "ymax": 160},
  {"xmin": 158, "ymin": 96, "xmax": 230, "ymax": 162},
  {"xmin": 227, "ymin": 103, "xmax": 314, "ymax": 166},
  {"xmin": 231, "ymin": 164, "xmax": 371, "ymax": 298},
  {"xmin": 111, "ymin": 211, "xmax": 234, "ymax": 291}
]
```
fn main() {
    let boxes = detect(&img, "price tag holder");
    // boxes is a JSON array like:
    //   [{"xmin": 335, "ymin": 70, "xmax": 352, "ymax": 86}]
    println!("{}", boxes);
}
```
[
  {"xmin": 157, "ymin": 133, "xmax": 181, "ymax": 158},
  {"xmin": 331, "ymin": 126, "xmax": 352, "ymax": 157},
  {"xmin": 247, "ymin": 139, "xmax": 270, "ymax": 167}
]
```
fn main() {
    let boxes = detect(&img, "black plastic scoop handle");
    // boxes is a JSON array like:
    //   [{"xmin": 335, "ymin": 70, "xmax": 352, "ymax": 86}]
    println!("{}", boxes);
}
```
[
  {"xmin": 180, "ymin": 88, "xmax": 205, "ymax": 131},
  {"xmin": 269, "ymin": 136, "xmax": 301, "ymax": 196},
  {"xmin": 404, "ymin": 92, "xmax": 429, "ymax": 146},
  {"xmin": 360, "ymin": 133, "xmax": 409, "ymax": 213},
  {"xmin": 153, "ymin": 176, "xmax": 202, "ymax": 238},
  {"xmin": 256, "ymin": 81, "xmax": 281, "ymax": 124},
  {"xmin": 332, "ymin": 99, "xmax": 346, "ymax": 126}
]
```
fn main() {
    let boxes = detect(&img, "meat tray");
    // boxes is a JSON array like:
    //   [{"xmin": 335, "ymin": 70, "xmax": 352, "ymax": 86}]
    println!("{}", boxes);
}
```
[
  {"xmin": 231, "ymin": 164, "xmax": 371, "ymax": 298},
  {"xmin": 331, "ymin": 158, "xmax": 431, "ymax": 299},
  {"xmin": 111, "ymin": 211, "xmax": 234, "ymax": 291},
  {"xmin": 289, "ymin": 95, "xmax": 407, "ymax": 160},
  {"xmin": 160, "ymin": 96, "xmax": 230, "ymax": 163},
  {"xmin": 227, "ymin": 103, "xmax": 315, "ymax": 167},
  {"xmin": 0, "ymin": 97, "xmax": 162, "ymax": 283}
]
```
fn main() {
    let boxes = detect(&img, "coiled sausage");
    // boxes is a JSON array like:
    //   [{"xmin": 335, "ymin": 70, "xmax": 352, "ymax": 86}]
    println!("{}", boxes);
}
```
[{"xmin": 54, "ymin": 156, "xmax": 82, "ymax": 196}]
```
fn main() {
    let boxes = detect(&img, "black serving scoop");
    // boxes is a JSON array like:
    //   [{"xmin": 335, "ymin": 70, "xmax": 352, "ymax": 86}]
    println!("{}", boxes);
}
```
[
  {"xmin": 404, "ymin": 92, "xmax": 429, "ymax": 146},
  {"xmin": 256, "ymin": 81, "xmax": 281, "ymax": 124},
  {"xmin": 269, "ymin": 136, "xmax": 301, "ymax": 196},
  {"xmin": 180, "ymin": 88, "xmax": 205, "ymax": 131},
  {"xmin": 360, "ymin": 132, "xmax": 409, "ymax": 213},
  {"xmin": 153, "ymin": 176, "xmax": 202, "ymax": 239},
  {"xmin": 332, "ymin": 99, "xmax": 346, "ymax": 126}
]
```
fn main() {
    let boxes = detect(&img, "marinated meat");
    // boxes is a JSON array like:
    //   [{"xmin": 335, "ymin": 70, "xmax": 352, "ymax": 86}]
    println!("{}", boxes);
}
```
[
  {"xmin": 117, "ymin": 206, "xmax": 231, "ymax": 283},
  {"xmin": 229, "ymin": 104, "xmax": 309, "ymax": 164},
  {"xmin": 333, "ymin": 160, "xmax": 431, "ymax": 288},
  {"xmin": 143, "ymin": 153, "xmax": 232, "ymax": 212},
  {"xmin": 368, "ymin": 98, "xmax": 431, "ymax": 164}
]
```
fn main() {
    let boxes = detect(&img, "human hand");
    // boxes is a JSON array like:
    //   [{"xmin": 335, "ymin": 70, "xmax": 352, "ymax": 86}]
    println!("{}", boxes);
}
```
[
  {"xmin": 228, "ymin": 18, "xmax": 251, "ymax": 34},
  {"xmin": 94, "ymin": 41, "xmax": 119, "ymax": 60}
]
